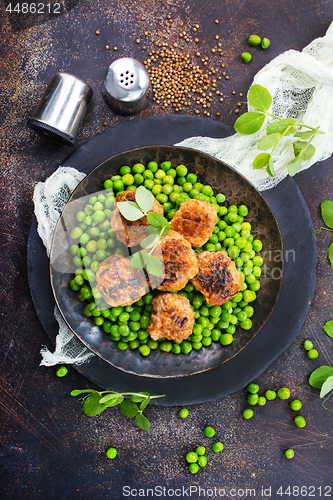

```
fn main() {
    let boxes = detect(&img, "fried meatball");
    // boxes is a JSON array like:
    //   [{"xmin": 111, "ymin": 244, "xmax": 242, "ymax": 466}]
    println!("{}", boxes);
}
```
[
  {"xmin": 191, "ymin": 251, "xmax": 242, "ymax": 305},
  {"xmin": 96, "ymin": 254, "xmax": 148, "ymax": 307},
  {"xmin": 148, "ymin": 293, "xmax": 195, "ymax": 342},
  {"xmin": 151, "ymin": 230, "xmax": 199, "ymax": 292},
  {"xmin": 111, "ymin": 189, "xmax": 164, "ymax": 247},
  {"xmin": 170, "ymin": 199, "xmax": 217, "ymax": 247}
]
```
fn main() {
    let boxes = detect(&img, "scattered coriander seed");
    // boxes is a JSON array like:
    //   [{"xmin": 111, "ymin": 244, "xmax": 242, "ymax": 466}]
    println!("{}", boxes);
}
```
[
  {"xmin": 303, "ymin": 340, "xmax": 313, "ymax": 351},
  {"xmin": 231, "ymin": 90, "xmax": 236, "ymax": 95},
  {"xmin": 308, "ymin": 348, "xmax": 319, "ymax": 359},
  {"xmin": 243, "ymin": 409, "xmax": 254, "ymax": 419},
  {"xmin": 105, "ymin": 45, "xmax": 109, "ymax": 50},
  {"xmin": 113, "ymin": 46, "xmax": 118, "ymax": 51},
  {"xmin": 261, "ymin": 37, "xmax": 271, "ymax": 49},
  {"xmin": 294, "ymin": 416, "xmax": 306, "ymax": 428},
  {"xmin": 237, "ymin": 102, "xmax": 242, "ymax": 107},
  {"xmin": 248, "ymin": 34, "xmax": 261, "ymax": 46},
  {"xmin": 277, "ymin": 387, "xmax": 291, "ymax": 400},
  {"xmin": 179, "ymin": 408, "xmax": 189, "ymax": 419},
  {"xmin": 215, "ymin": 35, "xmax": 219, "ymax": 40},
  {"xmin": 212, "ymin": 442, "xmax": 224, "ymax": 452},
  {"xmin": 140, "ymin": 16, "xmax": 145, "ymax": 21},
  {"xmin": 290, "ymin": 400, "xmax": 302, "ymax": 411},
  {"xmin": 241, "ymin": 52, "xmax": 252, "ymax": 63},
  {"xmin": 103, "ymin": 121, "xmax": 107, "ymax": 127},
  {"xmin": 106, "ymin": 447, "xmax": 117, "ymax": 459},
  {"xmin": 56, "ymin": 366, "xmax": 68, "ymax": 377},
  {"xmin": 95, "ymin": 30, "xmax": 99, "ymax": 35},
  {"xmin": 225, "ymin": 76, "xmax": 230, "ymax": 80},
  {"xmin": 285, "ymin": 449, "xmax": 294, "ymax": 459},
  {"xmin": 204, "ymin": 426, "xmax": 215, "ymax": 437},
  {"xmin": 239, "ymin": 93, "xmax": 243, "ymax": 96},
  {"xmin": 136, "ymin": 39, "xmax": 140, "ymax": 44},
  {"xmin": 195, "ymin": 38, "xmax": 199, "ymax": 43}
]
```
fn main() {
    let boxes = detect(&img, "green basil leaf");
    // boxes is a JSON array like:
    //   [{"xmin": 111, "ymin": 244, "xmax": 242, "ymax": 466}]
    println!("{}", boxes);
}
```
[
  {"xmin": 130, "ymin": 392, "xmax": 149, "ymax": 402},
  {"xmin": 253, "ymin": 153, "xmax": 270, "ymax": 170},
  {"xmin": 135, "ymin": 186, "xmax": 155, "ymax": 213},
  {"xmin": 329, "ymin": 243, "xmax": 333, "ymax": 268},
  {"xmin": 294, "ymin": 130, "xmax": 315, "ymax": 140},
  {"xmin": 309, "ymin": 366, "xmax": 333, "ymax": 389},
  {"xmin": 258, "ymin": 133, "xmax": 281, "ymax": 151},
  {"xmin": 266, "ymin": 156, "xmax": 275, "ymax": 178},
  {"xmin": 140, "ymin": 396, "xmax": 151, "ymax": 411},
  {"xmin": 324, "ymin": 320, "xmax": 333, "ymax": 339},
  {"xmin": 248, "ymin": 84, "xmax": 272, "ymax": 112},
  {"xmin": 119, "ymin": 399, "xmax": 139, "ymax": 418},
  {"xmin": 140, "ymin": 233, "xmax": 159, "ymax": 249},
  {"xmin": 131, "ymin": 251, "xmax": 149, "ymax": 269},
  {"xmin": 266, "ymin": 118, "xmax": 295, "ymax": 135},
  {"xmin": 320, "ymin": 376, "xmax": 333, "ymax": 398},
  {"xmin": 135, "ymin": 413, "xmax": 150, "ymax": 431},
  {"xmin": 83, "ymin": 393, "xmax": 107, "ymax": 416},
  {"xmin": 117, "ymin": 201, "xmax": 144, "ymax": 221},
  {"xmin": 234, "ymin": 112, "xmax": 265, "ymax": 135},
  {"xmin": 70, "ymin": 389, "xmax": 96, "ymax": 396},
  {"xmin": 287, "ymin": 154, "xmax": 302, "ymax": 177},
  {"xmin": 321, "ymin": 200, "xmax": 333, "ymax": 229},
  {"xmin": 146, "ymin": 255, "xmax": 164, "ymax": 277},
  {"xmin": 147, "ymin": 212, "xmax": 170, "ymax": 228}
]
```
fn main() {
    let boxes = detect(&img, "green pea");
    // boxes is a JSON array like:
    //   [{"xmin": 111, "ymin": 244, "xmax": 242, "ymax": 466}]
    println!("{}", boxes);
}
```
[
  {"xmin": 303, "ymin": 339, "xmax": 313, "ymax": 351},
  {"xmin": 308, "ymin": 348, "xmax": 319, "ymax": 359},
  {"xmin": 172, "ymin": 344, "xmax": 181, "ymax": 354},
  {"xmin": 129, "ymin": 340, "xmax": 140, "ymax": 349},
  {"xmin": 148, "ymin": 339, "xmax": 158, "ymax": 350},
  {"xmin": 156, "ymin": 193, "xmax": 168, "ymax": 204},
  {"xmin": 265, "ymin": 390, "xmax": 276, "ymax": 401},
  {"xmin": 160, "ymin": 340, "xmax": 172, "ymax": 352},
  {"xmin": 179, "ymin": 408, "xmax": 189, "ymax": 418},
  {"xmin": 212, "ymin": 442, "xmax": 224, "ymax": 453},
  {"xmin": 277, "ymin": 387, "xmax": 291, "ymax": 400},
  {"xmin": 290, "ymin": 400, "xmax": 302, "ymax": 411},
  {"xmin": 248, "ymin": 34, "xmax": 261, "ymax": 46},
  {"xmin": 261, "ymin": 37, "xmax": 270, "ymax": 49},
  {"xmin": 285, "ymin": 449, "xmax": 294, "ymax": 459},
  {"xmin": 248, "ymin": 394, "xmax": 259, "ymax": 405},
  {"xmin": 106, "ymin": 447, "xmax": 117, "ymax": 459},
  {"xmin": 241, "ymin": 51, "xmax": 252, "ymax": 63},
  {"xmin": 243, "ymin": 409, "xmax": 253, "ymax": 419},
  {"xmin": 258, "ymin": 396, "xmax": 266, "ymax": 406},
  {"xmin": 294, "ymin": 416, "xmax": 306, "ymax": 428},
  {"xmin": 247, "ymin": 383, "xmax": 259, "ymax": 394},
  {"xmin": 188, "ymin": 463, "xmax": 199, "ymax": 474},
  {"xmin": 113, "ymin": 179, "xmax": 124, "ymax": 191},
  {"xmin": 160, "ymin": 161, "xmax": 171, "ymax": 171},
  {"xmin": 139, "ymin": 345, "xmax": 150, "ymax": 356},
  {"xmin": 204, "ymin": 426, "xmax": 215, "ymax": 438},
  {"xmin": 197, "ymin": 456, "xmax": 207, "ymax": 467},
  {"xmin": 56, "ymin": 366, "xmax": 68, "ymax": 377},
  {"xmin": 103, "ymin": 179, "xmax": 113, "ymax": 190},
  {"xmin": 175, "ymin": 164, "xmax": 187, "ymax": 177},
  {"xmin": 70, "ymin": 227, "xmax": 83, "ymax": 240},
  {"xmin": 120, "ymin": 166, "xmax": 131, "ymax": 176},
  {"xmin": 181, "ymin": 341, "xmax": 192, "ymax": 354},
  {"xmin": 211, "ymin": 329, "xmax": 221, "ymax": 341}
]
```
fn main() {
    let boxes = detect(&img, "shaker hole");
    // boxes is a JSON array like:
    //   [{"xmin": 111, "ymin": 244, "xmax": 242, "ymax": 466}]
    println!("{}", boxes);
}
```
[
  {"xmin": 125, "ymin": 83, "xmax": 128, "ymax": 86},
  {"xmin": 126, "ymin": 71, "xmax": 129, "ymax": 74},
  {"xmin": 131, "ymin": 74, "xmax": 134, "ymax": 78}
]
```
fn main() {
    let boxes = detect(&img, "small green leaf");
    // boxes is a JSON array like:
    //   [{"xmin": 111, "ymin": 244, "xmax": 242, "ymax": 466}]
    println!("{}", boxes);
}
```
[
  {"xmin": 320, "ymin": 376, "xmax": 333, "ymax": 398},
  {"xmin": 234, "ymin": 112, "xmax": 265, "ymax": 135},
  {"xmin": 135, "ymin": 186, "xmax": 155, "ymax": 213},
  {"xmin": 324, "ymin": 320, "xmax": 333, "ymax": 339},
  {"xmin": 117, "ymin": 201, "xmax": 144, "ymax": 221},
  {"xmin": 258, "ymin": 133, "xmax": 281, "ymax": 151},
  {"xmin": 70, "ymin": 389, "xmax": 96, "ymax": 396},
  {"xmin": 131, "ymin": 251, "xmax": 149, "ymax": 270},
  {"xmin": 294, "ymin": 130, "xmax": 315, "ymax": 140},
  {"xmin": 146, "ymin": 255, "xmax": 164, "ymax": 277},
  {"xmin": 103, "ymin": 396, "xmax": 124, "ymax": 407},
  {"xmin": 135, "ymin": 413, "xmax": 150, "ymax": 430},
  {"xmin": 83, "ymin": 393, "xmax": 107, "ymax": 417},
  {"xmin": 321, "ymin": 200, "xmax": 333, "ymax": 229},
  {"xmin": 309, "ymin": 366, "xmax": 333, "ymax": 389},
  {"xmin": 160, "ymin": 225, "xmax": 171, "ymax": 237},
  {"xmin": 147, "ymin": 212, "xmax": 170, "ymax": 229},
  {"xmin": 130, "ymin": 392, "xmax": 149, "ymax": 403},
  {"xmin": 99, "ymin": 393, "xmax": 121, "ymax": 404},
  {"xmin": 253, "ymin": 153, "xmax": 270, "ymax": 170},
  {"xmin": 140, "ymin": 233, "xmax": 159, "ymax": 249},
  {"xmin": 287, "ymin": 154, "xmax": 302, "ymax": 177},
  {"xmin": 119, "ymin": 399, "xmax": 139, "ymax": 418},
  {"xmin": 266, "ymin": 118, "xmax": 295, "ymax": 135},
  {"xmin": 248, "ymin": 84, "xmax": 272, "ymax": 112},
  {"xmin": 266, "ymin": 156, "xmax": 275, "ymax": 177},
  {"xmin": 302, "ymin": 143, "xmax": 315, "ymax": 161},
  {"xmin": 140, "ymin": 396, "xmax": 151, "ymax": 411},
  {"xmin": 329, "ymin": 243, "xmax": 333, "ymax": 268}
]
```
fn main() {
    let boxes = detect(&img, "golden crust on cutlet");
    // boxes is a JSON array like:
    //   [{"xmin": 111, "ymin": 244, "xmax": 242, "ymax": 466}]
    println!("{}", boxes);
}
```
[
  {"xmin": 148, "ymin": 293, "xmax": 195, "ymax": 342},
  {"xmin": 191, "ymin": 251, "xmax": 242, "ymax": 305},
  {"xmin": 96, "ymin": 254, "xmax": 148, "ymax": 307},
  {"xmin": 111, "ymin": 189, "xmax": 164, "ymax": 247},
  {"xmin": 153, "ymin": 230, "xmax": 199, "ymax": 292},
  {"xmin": 170, "ymin": 199, "xmax": 217, "ymax": 247}
]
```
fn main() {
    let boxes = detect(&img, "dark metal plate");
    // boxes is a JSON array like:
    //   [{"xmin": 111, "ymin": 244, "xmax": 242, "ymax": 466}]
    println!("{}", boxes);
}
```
[
  {"xmin": 27, "ymin": 115, "xmax": 316, "ymax": 404},
  {"xmin": 50, "ymin": 145, "xmax": 283, "ymax": 378}
]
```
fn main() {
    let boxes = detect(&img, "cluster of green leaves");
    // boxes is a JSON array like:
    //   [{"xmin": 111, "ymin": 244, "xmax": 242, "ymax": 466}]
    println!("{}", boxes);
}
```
[
  {"xmin": 319, "ymin": 200, "xmax": 333, "ymax": 267},
  {"xmin": 234, "ymin": 84, "xmax": 324, "ymax": 178},
  {"xmin": 309, "ymin": 366, "xmax": 333, "ymax": 412},
  {"xmin": 71, "ymin": 389, "xmax": 164, "ymax": 430},
  {"xmin": 117, "ymin": 186, "xmax": 171, "ymax": 277}
]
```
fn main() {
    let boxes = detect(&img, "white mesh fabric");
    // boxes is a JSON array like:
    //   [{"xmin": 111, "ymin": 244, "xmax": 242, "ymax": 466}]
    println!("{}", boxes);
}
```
[{"xmin": 176, "ymin": 21, "xmax": 333, "ymax": 191}]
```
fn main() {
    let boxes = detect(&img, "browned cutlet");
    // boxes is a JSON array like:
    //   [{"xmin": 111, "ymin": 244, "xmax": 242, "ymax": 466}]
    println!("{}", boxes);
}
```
[
  {"xmin": 148, "ymin": 293, "xmax": 195, "ymax": 342},
  {"xmin": 152, "ymin": 230, "xmax": 199, "ymax": 292},
  {"xmin": 111, "ymin": 189, "xmax": 164, "ymax": 247},
  {"xmin": 170, "ymin": 199, "xmax": 217, "ymax": 247},
  {"xmin": 96, "ymin": 254, "xmax": 148, "ymax": 307},
  {"xmin": 191, "ymin": 251, "xmax": 242, "ymax": 305}
]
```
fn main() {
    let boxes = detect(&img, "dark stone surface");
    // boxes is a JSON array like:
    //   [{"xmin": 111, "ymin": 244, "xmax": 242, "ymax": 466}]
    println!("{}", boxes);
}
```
[{"xmin": 1, "ymin": 1, "xmax": 333, "ymax": 499}]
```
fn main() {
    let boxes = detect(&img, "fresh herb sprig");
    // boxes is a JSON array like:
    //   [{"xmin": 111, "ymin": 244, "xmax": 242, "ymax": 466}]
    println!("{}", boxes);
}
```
[
  {"xmin": 71, "ymin": 389, "xmax": 165, "ymax": 430},
  {"xmin": 117, "ymin": 186, "xmax": 171, "ymax": 277},
  {"xmin": 234, "ymin": 84, "xmax": 325, "ymax": 178}
]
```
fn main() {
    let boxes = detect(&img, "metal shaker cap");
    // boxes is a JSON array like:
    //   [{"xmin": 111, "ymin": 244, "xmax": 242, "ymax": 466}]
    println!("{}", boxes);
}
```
[
  {"xmin": 27, "ymin": 73, "xmax": 93, "ymax": 146},
  {"xmin": 103, "ymin": 57, "xmax": 152, "ymax": 115}
]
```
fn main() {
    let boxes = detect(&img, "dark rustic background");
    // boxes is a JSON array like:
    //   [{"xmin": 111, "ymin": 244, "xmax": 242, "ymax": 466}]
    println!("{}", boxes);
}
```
[{"xmin": 1, "ymin": 1, "xmax": 333, "ymax": 499}]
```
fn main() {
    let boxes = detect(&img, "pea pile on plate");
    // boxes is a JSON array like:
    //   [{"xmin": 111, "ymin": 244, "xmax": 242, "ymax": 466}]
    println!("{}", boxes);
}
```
[{"xmin": 68, "ymin": 160, "xmax": 263, "ymax": 357}]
